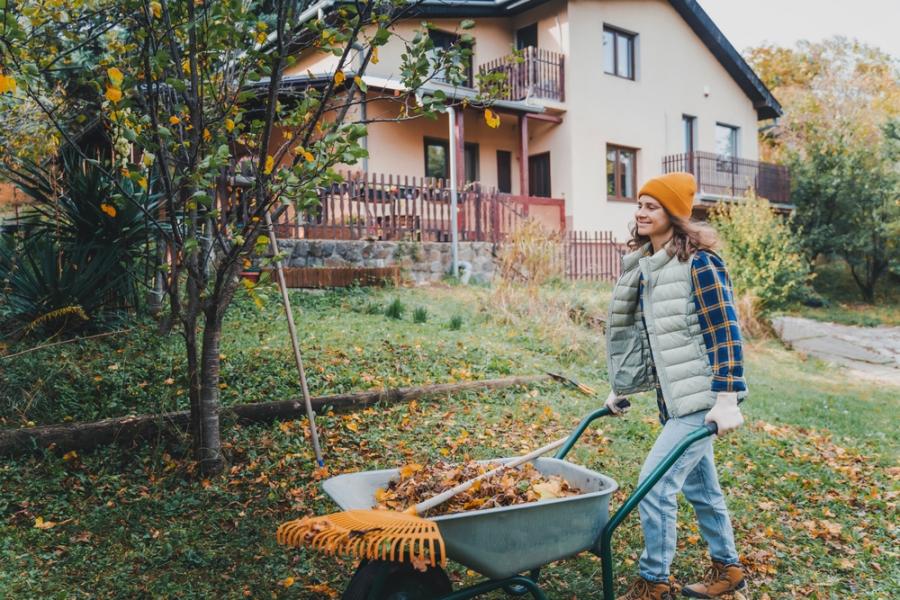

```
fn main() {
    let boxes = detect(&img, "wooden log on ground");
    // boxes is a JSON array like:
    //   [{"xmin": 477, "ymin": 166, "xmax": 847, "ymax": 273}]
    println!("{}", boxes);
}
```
[{"xmin": 0, "ymin": 374, "xmax": 549, "ymax": 456}]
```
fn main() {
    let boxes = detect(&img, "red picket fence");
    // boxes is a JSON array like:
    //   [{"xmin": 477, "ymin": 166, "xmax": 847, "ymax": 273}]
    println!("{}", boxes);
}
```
[{"xmin": 562, "ymin": 230, "xmax": 626, "ymax": 282}]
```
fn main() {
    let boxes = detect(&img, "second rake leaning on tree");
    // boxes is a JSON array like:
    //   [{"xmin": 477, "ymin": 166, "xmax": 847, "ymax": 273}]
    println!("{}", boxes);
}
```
[{"xmin": 603, "ymin": 172, "xmax": 749, "ymax": 600}]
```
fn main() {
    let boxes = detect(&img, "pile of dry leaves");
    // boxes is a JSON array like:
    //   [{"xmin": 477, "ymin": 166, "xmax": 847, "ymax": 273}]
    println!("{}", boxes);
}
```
[{"xmin": 374, "ymin": 461, "xmax": 582, "ymax": 516}]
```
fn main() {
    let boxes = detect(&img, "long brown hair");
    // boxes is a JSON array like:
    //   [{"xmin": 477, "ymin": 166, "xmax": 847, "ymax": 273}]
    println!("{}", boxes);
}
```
[{"xmin": 627, "ymin": 214, "xmax": 721, "ymax": 262}]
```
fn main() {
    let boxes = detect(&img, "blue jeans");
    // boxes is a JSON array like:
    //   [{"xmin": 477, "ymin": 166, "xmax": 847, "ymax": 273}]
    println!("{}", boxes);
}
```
[{"xmin": 637, "ymin": 409, "xmax": 740, "ymax": 582}]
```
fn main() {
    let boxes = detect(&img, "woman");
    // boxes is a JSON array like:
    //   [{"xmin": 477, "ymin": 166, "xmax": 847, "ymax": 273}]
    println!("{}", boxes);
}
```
[{"xmin": 603, "ymin": 172, "xmax": 748, "ymax": 600}]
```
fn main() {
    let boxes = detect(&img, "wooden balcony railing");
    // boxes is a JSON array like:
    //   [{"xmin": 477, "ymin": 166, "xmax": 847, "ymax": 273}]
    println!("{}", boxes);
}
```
[
  {"xmin": 662, "ymin": 151, "xmax": 791, "ymax": 204},
  {"xmin": 479, "ymin": 47, "xmax": 565, "ymax": 103}
]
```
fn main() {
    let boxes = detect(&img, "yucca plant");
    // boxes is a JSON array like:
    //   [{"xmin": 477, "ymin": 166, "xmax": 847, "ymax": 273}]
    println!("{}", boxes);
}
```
[
  {"xmin": 2, "ymin": 149, "xmax": 164, "ymax": 313},
  {"xmin": 413, "ymin": 307, "xmax": 428, "ymax": 323},
  {"xmin": 0, "ymin": 234, "xmax": 131, "ymax": 336}
]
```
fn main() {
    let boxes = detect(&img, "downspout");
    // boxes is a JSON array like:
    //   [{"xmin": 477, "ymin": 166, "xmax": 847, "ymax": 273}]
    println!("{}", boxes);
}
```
[
  {"xmin": 447, "ymin": 105, "xmax": 459, "ymax": 278},
  {"xmin": 352, "ymin": 42, "xmax": 368, "ymax": 173}
]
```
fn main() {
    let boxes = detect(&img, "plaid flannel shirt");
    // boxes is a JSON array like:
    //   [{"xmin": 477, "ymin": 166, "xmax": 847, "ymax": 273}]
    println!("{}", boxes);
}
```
[
  {"xmin": 639, "ymin": 250, "xmax": 746, "ymax": 420},
  {"xmin": 690, "ymin": 251, "xmax": 746, "ymax": 393}
]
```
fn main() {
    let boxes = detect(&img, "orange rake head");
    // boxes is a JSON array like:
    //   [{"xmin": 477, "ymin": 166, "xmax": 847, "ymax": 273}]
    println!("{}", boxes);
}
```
[{"xmin": 277, "ymin": 509, "xmax": 446, "ymax": 567}]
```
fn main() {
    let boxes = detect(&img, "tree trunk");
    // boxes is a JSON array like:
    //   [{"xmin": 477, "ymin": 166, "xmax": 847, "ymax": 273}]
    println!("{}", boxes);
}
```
[{"xmin": 196, "ymin": 308, "xmax": 226, "ymax": 475}]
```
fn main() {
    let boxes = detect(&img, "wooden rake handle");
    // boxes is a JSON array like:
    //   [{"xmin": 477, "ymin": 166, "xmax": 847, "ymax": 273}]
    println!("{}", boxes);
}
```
[{"xmin": 407, "ymin": 436, "xmax": 569, "ymax": 516}]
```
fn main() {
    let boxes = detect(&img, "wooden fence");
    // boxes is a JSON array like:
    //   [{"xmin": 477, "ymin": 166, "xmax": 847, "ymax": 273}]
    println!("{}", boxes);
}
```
[
  {"xmin": 561, "ymin": 230, "xmax": 626, "ymax": 282},
  {"xmin": 223, "ymin": 171, "xmax": 563, "ymax": 245}
]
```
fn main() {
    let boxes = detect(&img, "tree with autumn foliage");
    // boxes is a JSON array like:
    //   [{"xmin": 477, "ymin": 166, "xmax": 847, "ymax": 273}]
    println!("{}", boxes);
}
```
[
  {"xmin": 746, "ymin": 38, "xmax": 900, "ymax": 302},
  {"xmin": 1, "ymin": 0, "xmax": 497, "ymax": 474}
]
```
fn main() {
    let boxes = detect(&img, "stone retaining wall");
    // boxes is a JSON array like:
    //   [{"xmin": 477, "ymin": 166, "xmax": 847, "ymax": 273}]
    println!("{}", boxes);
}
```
[{"xmin": 273, "ymin": 240, "xmax": 497, "ymax": 284}]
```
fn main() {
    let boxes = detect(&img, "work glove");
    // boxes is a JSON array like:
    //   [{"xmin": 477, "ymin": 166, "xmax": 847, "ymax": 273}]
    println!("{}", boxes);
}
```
[
  {"xmin": 604, "ymin": 390, "xmax": 630, "ymax": 416},
  {"xmin": 704, "ymin": 391, "xmax": 744, "ymax": 435}
]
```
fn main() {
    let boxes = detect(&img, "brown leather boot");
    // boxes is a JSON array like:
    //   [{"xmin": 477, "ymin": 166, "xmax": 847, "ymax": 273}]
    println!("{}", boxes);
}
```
[
  {"xmin": 682, "ymin": 561, "xmax": 747, "ymax": 598},
  {"xmin": 617, "ymin": 577, "xmax": 677, "ymax": 600}
]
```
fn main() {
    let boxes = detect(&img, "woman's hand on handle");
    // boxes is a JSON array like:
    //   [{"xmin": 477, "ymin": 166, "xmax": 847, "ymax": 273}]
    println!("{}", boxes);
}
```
[
  {"xmin": 605, "ymin": 391, "xmax": 630, "ymax": 416},
  {"xmin": 704, "ymin": 392, "xmax": 744, "ymax": 435}
]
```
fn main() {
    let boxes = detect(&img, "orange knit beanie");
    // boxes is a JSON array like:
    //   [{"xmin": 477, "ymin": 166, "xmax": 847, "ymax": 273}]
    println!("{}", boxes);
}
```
[{"xmin": 638, "ymin": 172, "xmax": 696, "ymax": 218}]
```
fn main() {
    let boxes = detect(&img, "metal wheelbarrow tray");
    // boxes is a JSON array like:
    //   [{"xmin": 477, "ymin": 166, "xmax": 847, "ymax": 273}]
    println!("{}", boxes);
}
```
[{"xmin": 323, "ymin": 457, "xmax": 619, "ymax": 580}]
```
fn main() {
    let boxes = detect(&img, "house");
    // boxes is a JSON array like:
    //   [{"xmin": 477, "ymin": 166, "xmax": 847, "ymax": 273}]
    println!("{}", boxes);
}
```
[{"xmin": 274, "ymin": 0, "xmax": 788, "ymax": 241}]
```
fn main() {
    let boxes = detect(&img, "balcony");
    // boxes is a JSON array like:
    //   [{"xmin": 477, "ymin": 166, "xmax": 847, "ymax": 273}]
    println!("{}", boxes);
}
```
[
  {"xmin": 662, "ymin": 151, "xmax": 791, "ymax": 206},
  {"xmin": 479, "ymin": 47, "xmax": 565, "ymax": 103}
]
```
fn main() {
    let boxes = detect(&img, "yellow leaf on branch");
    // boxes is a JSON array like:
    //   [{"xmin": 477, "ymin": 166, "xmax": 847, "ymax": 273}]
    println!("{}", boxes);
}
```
[
  {"xmin": 150, "ymin": 1, "xmax": 161, "ymax": 18},
  {"xmin": 484, "ymin": 108, "xmax": 501, "ymax": 129},
  {"xmin": 334, "ymin": 70, "xmax": 346, "ymax": 85},
  {"xmin": 0, "ymin": 73, "xmax": 17, "ymax": 94},
  {"xmin": 107, "ymin": 67, "xmax": 124, "ymax": 88},
  {"xmin": 105, "ymin": 85, "xmax": 122, "ymax": 103},
  {"xmin": 264, "ymin": 155, "xmax": 275, "ymax": 175},
  {"xmin": 100, "ymin": 203, "xmax": 117, "ymax": 217}
]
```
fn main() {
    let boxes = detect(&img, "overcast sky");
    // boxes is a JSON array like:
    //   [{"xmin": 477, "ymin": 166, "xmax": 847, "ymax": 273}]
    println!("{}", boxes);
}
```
[{"xmin": 697, "ymin": 0, "xmax": 900, "ymax": 59}]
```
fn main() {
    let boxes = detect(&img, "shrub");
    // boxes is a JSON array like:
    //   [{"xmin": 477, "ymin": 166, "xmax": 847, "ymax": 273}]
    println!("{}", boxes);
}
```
[
  {"xmin": 413, "ymin": 307, "xmax": 428, "ymax": 323},
  {"xmin": 364, "ymin": 301, "xmax": 382, "ymax": 315},
  {"xmin": 448, "ymin": 315, "xmax": 463, "ymax": 330},
  {"xmin": 709, "ymin": 196, "xmax": 813, "ymax": 312},
  {"xmin": 385, "ymin": 297, "xmax": 405, "ymax": 320},
  {"xmin": 494, "ymin": 218, "xmax": 562, "ymax": 292}
]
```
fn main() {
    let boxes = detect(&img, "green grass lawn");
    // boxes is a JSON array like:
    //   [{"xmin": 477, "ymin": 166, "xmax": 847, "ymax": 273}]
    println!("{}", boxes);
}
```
[{"xmin": 1, "ymin": 283, "xmax": 897, "ymax": 598}]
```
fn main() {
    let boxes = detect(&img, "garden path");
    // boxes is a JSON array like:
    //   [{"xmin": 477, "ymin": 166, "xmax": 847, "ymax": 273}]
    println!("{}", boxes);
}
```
[{"xmin": 772, "ymin": 316, "xmax": 900, "ymax": 385}]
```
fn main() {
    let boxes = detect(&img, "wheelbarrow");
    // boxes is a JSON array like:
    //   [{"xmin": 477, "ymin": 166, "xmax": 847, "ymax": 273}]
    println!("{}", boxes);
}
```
[{"xmin": 319, "ymin": 405, "xmax": 719, "ymax": 600}]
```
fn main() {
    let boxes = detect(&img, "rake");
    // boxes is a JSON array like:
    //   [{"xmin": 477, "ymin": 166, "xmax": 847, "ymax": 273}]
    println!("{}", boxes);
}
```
[{"xmin": 277, "ymin": 436, "xmax": 569, "ymax": 567}]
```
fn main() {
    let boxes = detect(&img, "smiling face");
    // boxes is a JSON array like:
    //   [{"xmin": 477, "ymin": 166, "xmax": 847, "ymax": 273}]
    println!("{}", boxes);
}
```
[{"xmin": 635, "ymin": 195, "xmax": 673, "ymax": 239}]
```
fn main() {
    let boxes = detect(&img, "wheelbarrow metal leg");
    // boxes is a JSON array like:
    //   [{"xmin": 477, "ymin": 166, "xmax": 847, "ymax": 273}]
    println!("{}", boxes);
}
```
[{"xmin": 597, "ymin": 423, "xmax": 718, "ymax": 600}]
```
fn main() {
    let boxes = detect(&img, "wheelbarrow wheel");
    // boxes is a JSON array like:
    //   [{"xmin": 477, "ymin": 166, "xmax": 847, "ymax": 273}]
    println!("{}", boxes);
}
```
[{"xmin": 342, "ymin": 559, "xmax": 452, "ymax": 600}]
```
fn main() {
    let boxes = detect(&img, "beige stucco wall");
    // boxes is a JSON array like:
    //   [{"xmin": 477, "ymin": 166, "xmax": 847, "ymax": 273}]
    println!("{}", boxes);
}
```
[{"xmin": 566, "ymin": 0, "xmax": 761, "ymax": 238}]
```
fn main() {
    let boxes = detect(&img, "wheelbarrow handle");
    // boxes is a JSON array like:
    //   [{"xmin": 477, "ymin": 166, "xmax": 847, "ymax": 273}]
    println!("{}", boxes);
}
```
[
  {"xmin": 598, "ymin": 422, "xmax": 718, "ymax": 600},
  {"xmin": 554, "ymin": 400, "xmax": 630, "ymax": 460}
]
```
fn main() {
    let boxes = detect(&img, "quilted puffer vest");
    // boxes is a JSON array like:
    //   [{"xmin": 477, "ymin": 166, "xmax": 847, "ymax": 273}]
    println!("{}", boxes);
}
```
[{"xmin": 606, "ymin": 243, "xmax": 735, "ymax": 417}]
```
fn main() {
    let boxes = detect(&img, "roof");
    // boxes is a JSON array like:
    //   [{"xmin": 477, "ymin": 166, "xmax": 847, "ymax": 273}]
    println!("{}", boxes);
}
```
[{"xmin": 401, "ymin": 0, "xmax": 782, "ymax": 119}]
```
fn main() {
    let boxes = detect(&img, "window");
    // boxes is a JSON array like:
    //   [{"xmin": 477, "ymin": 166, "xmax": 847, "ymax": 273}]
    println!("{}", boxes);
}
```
[
  {"xmin": 424, "ymin": 138, "xmax": 479, "ymax": 182},
  {"xmin": 528, "ymin": 152, "xmax": 551, "ymax": 198},
  {"xmin": 607, "ymin": 145, "xmax": 637, "ymax": 201},
  {"xmin": 683, "ymin": 115, "xmax": 696, "ymax": 154},
  {"xmin": 497, "ymin": 150, "xmax": 512, "ymax": 193},
  {"xmin": 715, "ymin": 123, "xmax": 738, "ymax": 159},
  {"xmin": 603, "ymin": 27, "xmax": 635, "ymax": 79},
  {"xmin": 428, "ymin": 30, "xmax": 474, "ymax": 87},
  {"xmin": 516, "ymin": 23, "xmax": 538, "ymax": 50}
]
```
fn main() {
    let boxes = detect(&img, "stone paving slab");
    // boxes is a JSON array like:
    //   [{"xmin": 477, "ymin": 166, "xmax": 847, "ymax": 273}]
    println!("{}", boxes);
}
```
[{"xmin": 771, "ymin": 316, "xmax": 900, "ymax": 385}]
